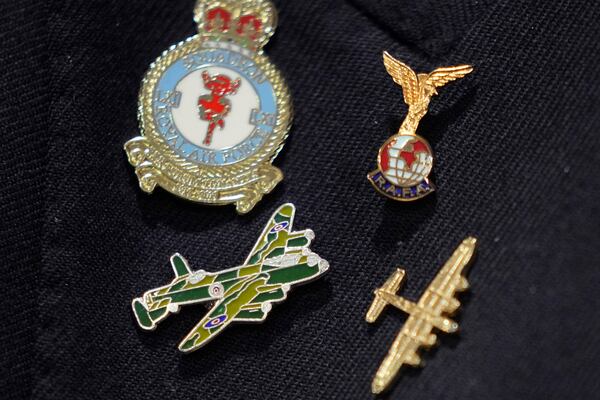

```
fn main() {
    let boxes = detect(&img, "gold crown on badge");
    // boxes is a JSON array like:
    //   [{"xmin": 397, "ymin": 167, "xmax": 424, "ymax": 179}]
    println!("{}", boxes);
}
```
[{"xmin": 194, "ymin": 0, "xmax": 277, "ymax": 50}]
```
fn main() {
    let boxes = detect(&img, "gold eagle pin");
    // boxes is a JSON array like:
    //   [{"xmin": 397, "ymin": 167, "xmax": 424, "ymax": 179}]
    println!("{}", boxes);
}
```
[
  {"xmin": 366, "ymin": 237, "xmax": 478, "ymax": 394},
  {"xmin": 368, "ymin": 52, "xmax": 473, "ymax": 201},
  {"xmin": 124, "ymin": 0, "xmax": 292, "ymax": 214}
]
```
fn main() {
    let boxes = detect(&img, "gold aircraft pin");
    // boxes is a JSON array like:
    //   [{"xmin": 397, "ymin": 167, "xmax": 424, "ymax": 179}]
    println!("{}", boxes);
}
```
[
  {"xmin": 366, "ymin": 237, "xmax": 478, "ymax": 394},
  {"xmin": 368, "ymin": 52, "xmax": 473, "ymax": 201},
  {"xmin": 124, "ymin": 0, "xmax": 292, "ymax": 214}
]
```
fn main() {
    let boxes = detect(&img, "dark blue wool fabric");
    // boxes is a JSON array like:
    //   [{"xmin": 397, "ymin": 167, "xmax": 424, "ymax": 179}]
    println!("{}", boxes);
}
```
[{"xmin": 1, "ymin": 0, "xmax": 599, "ymax": 399}]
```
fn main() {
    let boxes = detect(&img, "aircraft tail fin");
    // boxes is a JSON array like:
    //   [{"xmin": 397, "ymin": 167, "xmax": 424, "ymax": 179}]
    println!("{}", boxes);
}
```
[
  {"xmin": 171, "ymin": 253, "xmax": 192, "ymax": 278},
  {"xmin": 366, "ymin": 268, "xmax": 406, "ymax": 323},
  {"xmin": 132, "ymin": 298, "xmax": 162, "ymax": 330}
]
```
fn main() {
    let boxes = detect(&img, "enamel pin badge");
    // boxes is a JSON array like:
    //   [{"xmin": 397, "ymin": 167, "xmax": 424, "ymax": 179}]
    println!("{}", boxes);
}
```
[
  {"xmin": 368, "ymin": 52, "xmax": 473, "ymax": 201},
  {"xmin": 132, "ymin": 204, "xmax": 329, "ymax": 353},
  {"xmin": 366, "ymin": 237, "xmax": 477, "ymax": 394},
  {"xmin": 125, "ymin": 0, "xmax": 292, "ymax": 214}
]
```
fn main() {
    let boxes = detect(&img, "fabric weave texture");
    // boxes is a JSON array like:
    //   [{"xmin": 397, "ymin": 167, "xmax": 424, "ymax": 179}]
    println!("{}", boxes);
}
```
[{"xmin": 1, "ymin": 0, "xmax": 599, "ymax": 399}]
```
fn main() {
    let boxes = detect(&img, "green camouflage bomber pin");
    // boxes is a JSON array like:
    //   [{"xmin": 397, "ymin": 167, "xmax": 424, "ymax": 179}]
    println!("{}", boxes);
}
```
[{"xmin": 132, "ymin": 203, "xmax": 329, "ymax": 353}]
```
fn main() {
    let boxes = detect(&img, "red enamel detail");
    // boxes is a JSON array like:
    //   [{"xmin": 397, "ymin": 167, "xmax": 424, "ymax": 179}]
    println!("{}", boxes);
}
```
[
  {"xmin": 237, "ymin": 15, "xmax": 262, "ymax": 40},
  {"xmin": 198, "ymin": 71, "xmax": 241, "ymax": 146},
  {"xmin": 380, "ymin": 141, "xmax": 392, "ymax": 171},
  {"xmin": 399, "ymin": 140, "xmax": 428, "ymax": 169},
  {"xmin": 207, "ymin": 7, "xmax": 231, "ymax": 32}
]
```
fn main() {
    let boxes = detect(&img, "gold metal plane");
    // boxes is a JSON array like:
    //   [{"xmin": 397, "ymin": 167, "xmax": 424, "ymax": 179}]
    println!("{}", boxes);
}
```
[{"xmin": 366, "ymin": 237, "xmax": 478, "ymax": 394}]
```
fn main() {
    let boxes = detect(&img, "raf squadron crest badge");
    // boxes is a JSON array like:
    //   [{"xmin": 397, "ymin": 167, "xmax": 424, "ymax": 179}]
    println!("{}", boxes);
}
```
[
  {"xmin": 132, "ymin": 204, "xmax": 329, "ymax": 352},
  {"xmin": 368, "ymin": 52, "xmax": 473, "ymax": 201},
  {"xmin": 125, "ymin": 0, "xmax": 292, "ymax": 214}
]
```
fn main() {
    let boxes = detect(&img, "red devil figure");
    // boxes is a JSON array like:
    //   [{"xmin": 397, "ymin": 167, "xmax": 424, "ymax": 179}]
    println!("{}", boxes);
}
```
[{"xmin": 198, "ymin": 71, "xmax": 241, "ymax": 146}]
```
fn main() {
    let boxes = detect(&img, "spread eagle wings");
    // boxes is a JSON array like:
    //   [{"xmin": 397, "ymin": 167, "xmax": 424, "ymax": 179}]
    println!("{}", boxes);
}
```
[
  {"xmin": 383, "ymin": 51, "xmax": 473, "ymax": 105},
  {"xmin": 425, "ymin": 64, "xmax": 473, "ymax": 89},
  {"xmin": 383, "ymin": 51, "xmax": 420, "ymax": 106}
]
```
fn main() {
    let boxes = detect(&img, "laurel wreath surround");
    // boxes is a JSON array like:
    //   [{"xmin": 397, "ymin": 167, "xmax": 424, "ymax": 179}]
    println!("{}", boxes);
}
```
[{"xmin": 125, "ymin": 31, "xmax": 292, "ymax": 214}]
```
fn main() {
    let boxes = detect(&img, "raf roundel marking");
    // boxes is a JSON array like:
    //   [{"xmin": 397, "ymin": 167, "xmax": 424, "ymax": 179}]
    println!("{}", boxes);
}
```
[
  {"xmin": 131, "ymin": 203, "xmax": 329, "ymax": 353},
  {"xmin": 204, "ymin": 315, "xmax": 228, "ymax": 329},
  {"xmin": 209, "ymin": 282, "xmax": 224, "ymax": 298},
  {"xmin": 270, "ymin": 221, "xmax": 289, "ymax": 233}
]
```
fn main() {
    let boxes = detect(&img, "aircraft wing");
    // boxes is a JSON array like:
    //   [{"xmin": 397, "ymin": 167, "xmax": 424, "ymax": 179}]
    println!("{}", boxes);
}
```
[
  {"xmin": 416, "ymin": 237, "xmax": 477, "ymax": 317},
  {"xmin": 178, "ymin": 274, "xmax": 289, "ymax": 352},
  {"xmin": 371, "ymin": 314, "xmax": 430, "ymax": 394},
  {"xmin": 244, "ymin": 203, "xmax": 314, "ymax": 266}
]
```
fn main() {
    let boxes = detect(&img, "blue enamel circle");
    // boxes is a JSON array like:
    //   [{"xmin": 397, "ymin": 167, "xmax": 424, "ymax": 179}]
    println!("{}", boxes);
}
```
[
  {"xmin": 152, "ymin": 46, "xmax": 278, "ymax": 166},
  {"xmin": 270, "ymin": 221, "xmax": 289, "ymax": 233},
  {"xmin": 204, "ymin": 314, "xmax": 228, "ymax": 329}
]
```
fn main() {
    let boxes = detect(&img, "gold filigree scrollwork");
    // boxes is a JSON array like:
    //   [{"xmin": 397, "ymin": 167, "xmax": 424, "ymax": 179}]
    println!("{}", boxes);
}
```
[{"xmin": 124, "ymin": 0, "xmax": 292, "ymax": 214}]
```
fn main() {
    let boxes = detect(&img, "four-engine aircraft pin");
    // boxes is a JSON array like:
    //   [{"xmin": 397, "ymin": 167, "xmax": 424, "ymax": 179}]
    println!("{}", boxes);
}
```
[
  {"xmin": 132, "ymin": 204, "xmax": 329, "ymax": 353},
  {"xmin": 366, "ymin": 237, "xmax": 478, "ymax": 394}
]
